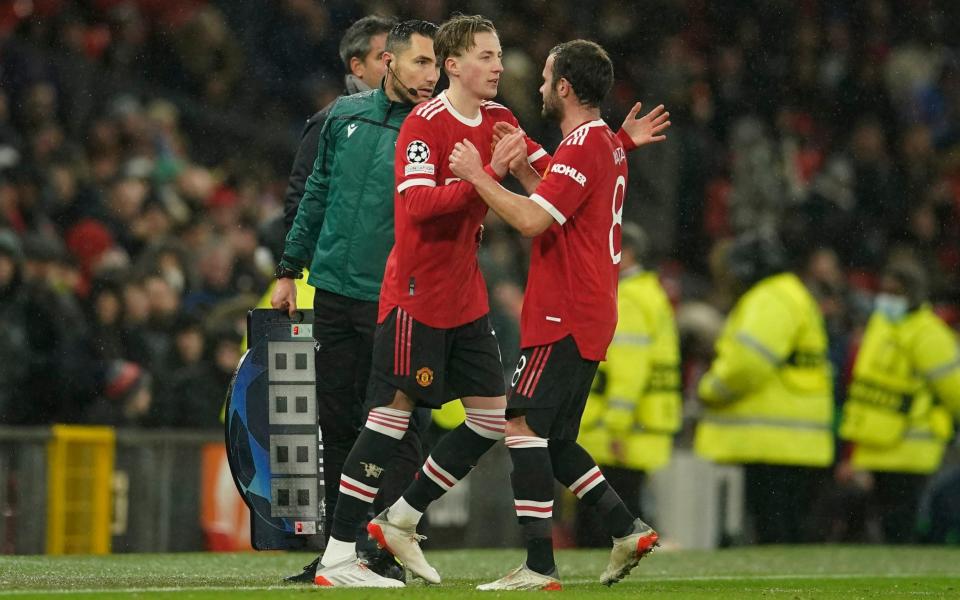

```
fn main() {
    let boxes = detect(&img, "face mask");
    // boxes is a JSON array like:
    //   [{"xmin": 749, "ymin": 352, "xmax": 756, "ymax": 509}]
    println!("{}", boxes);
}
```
[{"xmin": 875, "ymin": 293, "xmax": 909, "ymax": 322}]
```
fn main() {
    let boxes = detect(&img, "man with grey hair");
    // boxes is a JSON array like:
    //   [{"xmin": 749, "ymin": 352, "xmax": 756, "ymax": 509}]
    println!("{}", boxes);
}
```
[{"xmin": 284, "ymin": 15, "xmax": 396, "ymax": 230}]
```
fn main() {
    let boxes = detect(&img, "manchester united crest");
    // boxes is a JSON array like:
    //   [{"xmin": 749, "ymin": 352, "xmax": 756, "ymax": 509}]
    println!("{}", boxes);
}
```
[{"xmin": 415, "ymin": 367, "xmax": 434, "ymax": 387}]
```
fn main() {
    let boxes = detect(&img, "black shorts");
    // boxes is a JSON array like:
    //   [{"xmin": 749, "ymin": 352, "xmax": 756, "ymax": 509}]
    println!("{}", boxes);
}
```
[
  {"xmin": 366, "ymin": 307, "xmax": 505, "ymax": 409},
  {"xmin": 506, "ymin": 335, "xmax": 599, "ymax": 440}
]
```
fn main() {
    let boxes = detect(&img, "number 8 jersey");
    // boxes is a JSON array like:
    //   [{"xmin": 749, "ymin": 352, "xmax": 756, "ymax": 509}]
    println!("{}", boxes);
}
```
[{"xmin": 522, "ymin": 119, "xmax": 629, "ymax": 361}]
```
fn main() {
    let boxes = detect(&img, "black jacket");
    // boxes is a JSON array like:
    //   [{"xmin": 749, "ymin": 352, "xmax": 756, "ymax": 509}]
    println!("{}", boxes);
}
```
[{"xmin": 283, "ymin": 74, "xmax": 371, "ymax": 231}]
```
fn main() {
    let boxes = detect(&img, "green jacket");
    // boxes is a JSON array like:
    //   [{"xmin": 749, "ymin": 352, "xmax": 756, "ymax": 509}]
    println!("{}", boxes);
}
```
[{"xmin": 282, "ymin": 88, "xmax": 412, "ymax": 302}]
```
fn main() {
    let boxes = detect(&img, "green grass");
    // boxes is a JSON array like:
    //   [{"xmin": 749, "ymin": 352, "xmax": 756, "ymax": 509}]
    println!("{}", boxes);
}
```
[{"xmin": 1, "ymin": 546, "xmax": 958, "ymax": 598}]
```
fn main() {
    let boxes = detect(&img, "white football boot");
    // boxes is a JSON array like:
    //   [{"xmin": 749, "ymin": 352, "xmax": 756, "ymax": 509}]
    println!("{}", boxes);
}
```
[
  {"xmin": 477, "ymin": 564, "xmax": 563, "ymax": 591},
  {"xmin": 600, "ymin": 517, "xmax": 659, "ymax": 586},
  {"xmin": 367, "ymin": 509, "xmax": 441, "ymax": 584},
  {"xmin": 313, "ymin": 557, "xmax": 405, "ymax": 588}
]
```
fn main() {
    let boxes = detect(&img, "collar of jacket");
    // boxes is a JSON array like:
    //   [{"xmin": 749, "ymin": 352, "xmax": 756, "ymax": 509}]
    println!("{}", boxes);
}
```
[
  {"xmin": 377, "ymin": 78, "xmax": 426, "ymax": 110},
  {"xmin": 344, "ymin": 74, "xmax": 371, "ymax": 95}
]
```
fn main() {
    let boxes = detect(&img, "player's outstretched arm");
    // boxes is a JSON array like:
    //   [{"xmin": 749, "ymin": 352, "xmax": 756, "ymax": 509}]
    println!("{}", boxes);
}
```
[
  {"xmin": 618, "ymin": 102, "xmax": 671, "ymax": 149},
  {"xmin": 450, "ymin": 136, "xmax": 553, "ymax": 238}
]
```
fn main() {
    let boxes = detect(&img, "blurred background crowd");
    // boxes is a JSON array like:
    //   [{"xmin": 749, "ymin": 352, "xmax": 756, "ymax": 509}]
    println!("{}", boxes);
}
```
[{"xmin": 1, "ymin": 0, "xmax": 959, "ymax": 450}]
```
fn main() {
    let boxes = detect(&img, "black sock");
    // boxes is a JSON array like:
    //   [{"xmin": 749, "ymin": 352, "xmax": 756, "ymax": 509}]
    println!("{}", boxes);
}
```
[
  {"xmin": 374, "ymin": 424, "xmax": 423, "ymax": 514},
  {"xmin": 403, "ymin": 419, "xmax": 500, "ymax": 511},
  {"xmin": 506, "ymin": 435, "xmax": 556, "ymax": 575},
  {"xmin": 329, "ymin": 407, "xmax": 410, "ymax": 542},
  {"xmin": 549, "ymin": 439, "xmax": 635, "ymax": 539}
]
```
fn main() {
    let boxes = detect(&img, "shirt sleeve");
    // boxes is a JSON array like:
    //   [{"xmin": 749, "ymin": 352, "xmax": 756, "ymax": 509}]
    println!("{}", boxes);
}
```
[
  {"xmin": 699, "ymin": 288, "xmax": 799, "ymax": 404},
  {"xmin": 528, "ymin": 139, "xmax": 594, "ymax": 225},
  {"xmin": 913, "ymin": 319, "xmax": 960, "ymax": 416},
  {"xmin": 395, "ymin": 115, "xmax": 440, "ymax": 194},
  {"xmin": 615, "ymin": 127, "xmax": 638, "ymax": 152},
  {"xmin": 283, "ymin": 105, "xmax": 336, "ymax": 269},
  {"xmin": 395, "ymin": 115, "xmax": 484, "ymax": 222}
]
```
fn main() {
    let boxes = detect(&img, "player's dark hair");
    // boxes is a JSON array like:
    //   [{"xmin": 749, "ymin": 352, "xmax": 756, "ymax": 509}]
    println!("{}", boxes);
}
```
[
  {"xmin": 339, "ymin": 15, "xmax": 396, "ymax": 70},
  {"xmin": 386, "ymin": 19, "xmax": 439, "ymax": 54},
  {"xmin": 434, "ymin": 14, "xmax": 496, "ymax": 69},
  {"xmin": 549, "ymin": 40, "xmax": 614, "ymax": 108}
]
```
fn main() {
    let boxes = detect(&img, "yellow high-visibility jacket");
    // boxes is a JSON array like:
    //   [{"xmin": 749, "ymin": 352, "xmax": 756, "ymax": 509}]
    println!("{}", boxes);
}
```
[
  {"xmin": 579, "ymin": 270, "xmax": 681, "ymax": 471},
  {"xmin": 695, "ymin": 273, "xmax": 834, "ymax": 466},
  {"xmin": 840, "ymin": 307, "xmax": 959, "ymax": 473}
]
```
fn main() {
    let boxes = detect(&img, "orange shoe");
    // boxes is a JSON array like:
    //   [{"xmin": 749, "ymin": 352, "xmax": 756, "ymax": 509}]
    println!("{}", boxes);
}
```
[{"xmin": 600, "ymin": 518, "xmax": 659, "ymax": 586}]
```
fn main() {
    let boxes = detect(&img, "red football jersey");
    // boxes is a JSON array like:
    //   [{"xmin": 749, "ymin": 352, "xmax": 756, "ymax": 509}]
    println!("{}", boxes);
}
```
[
  {"xmin": 522, "ymin": 120, "xmax": 628, "ymax": 361},
  {"xmin": 381, "ymin": 91, "xmax": 550, "ymax": 328}
]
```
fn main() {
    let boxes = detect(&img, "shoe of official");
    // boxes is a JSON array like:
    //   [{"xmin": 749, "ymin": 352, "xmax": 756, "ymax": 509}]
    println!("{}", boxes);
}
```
[
  {"xmin": 477, "ymin": 564, "xmax": 562, "ymax": 591},
  {"xmin": 367, "ymin": 509, "xmax": 441, "ymax": 584},
  {"xmin": 283, "ymin": 556, "xmax": 319, "ymax": 584},
  {"xmin": 313, "ymin": 557, "xmax": 405, "ymax": 588},
  {"xmin": 358, "ymin": 546, "xmax": 407, "ymax": 583},
  {"xmin": 600, "ymin": 517, "xmax": 659, "ymax": 586}
]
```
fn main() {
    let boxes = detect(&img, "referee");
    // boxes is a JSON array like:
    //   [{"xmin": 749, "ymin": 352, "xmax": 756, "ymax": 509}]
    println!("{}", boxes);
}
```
[{"xmin": 272, "ymin": 19, "xmax": 440, "ymax": 583}]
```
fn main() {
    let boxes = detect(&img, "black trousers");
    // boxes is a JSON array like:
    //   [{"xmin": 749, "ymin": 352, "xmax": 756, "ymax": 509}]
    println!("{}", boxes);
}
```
[
  {"xmin": 744, "ymin": 464, "xmax": 827, "ymax": 544},
  {"xmin": 313, "ymin": 289, "xmax": 424, "ymax": 538},
  {"xmin": 871, "ymin": 472, "xmax": 927, "ymax": 543}
]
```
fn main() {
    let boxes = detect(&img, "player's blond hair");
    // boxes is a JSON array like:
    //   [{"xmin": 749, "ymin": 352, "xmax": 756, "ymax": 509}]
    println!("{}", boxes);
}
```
[{"xmin": 434, "ymin": 14, "xmax": 496, "ymax": 71}]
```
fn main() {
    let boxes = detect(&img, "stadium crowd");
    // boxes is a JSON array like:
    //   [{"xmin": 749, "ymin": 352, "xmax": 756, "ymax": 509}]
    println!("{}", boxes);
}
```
[{"xmin": 1, "ymin": 0, "xmax": 959, "ymax": 542}]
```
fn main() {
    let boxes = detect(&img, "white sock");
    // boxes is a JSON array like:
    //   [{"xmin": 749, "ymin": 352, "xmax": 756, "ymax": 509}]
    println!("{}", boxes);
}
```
[
  {"xmin": 320, "ymin": 537, "xmax": 356, "ymax": 567},
  {"xmin": 388, "ymin": 496, "xmax": 423, "ymax": 529}
]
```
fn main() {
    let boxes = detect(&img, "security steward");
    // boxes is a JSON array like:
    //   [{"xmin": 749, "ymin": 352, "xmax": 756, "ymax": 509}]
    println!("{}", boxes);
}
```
[
  {"xmin": 839, "ymin": 258, "xmax": 960, "ymax": 542},
  {"xmin": 695, "ymin": 233, "xmax": 834, "ymax": 544}
]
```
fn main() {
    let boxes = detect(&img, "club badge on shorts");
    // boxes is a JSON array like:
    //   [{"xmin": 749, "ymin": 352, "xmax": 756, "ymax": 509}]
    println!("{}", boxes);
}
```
[{"xmin": 416, "ymin": 367, "xmax": 434, "ymax": 387}]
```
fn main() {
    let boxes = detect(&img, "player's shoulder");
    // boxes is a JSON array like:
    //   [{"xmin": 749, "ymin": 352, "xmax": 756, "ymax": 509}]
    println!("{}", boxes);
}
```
[
  {"xmin": 481, "ymin": 99, "xmax": 518, "ymax": 123},
  {"xmin": 409, "ymin": 95, "xmax": 448, "ymax": 123},
  {"xmin": 480, "ymin": 99, "xmax": 513, "ymax": 115},
  {"xmin": 559, "ymin": 119, "xmax": 614, "ymax": 149},
  {"xmin": 330, "ymin": 89, "xmax": 378, "ymax": 114}
]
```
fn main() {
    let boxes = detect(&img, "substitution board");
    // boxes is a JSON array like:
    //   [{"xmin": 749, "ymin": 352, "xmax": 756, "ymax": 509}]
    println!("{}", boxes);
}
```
[{"xmin": 225, "ymin": 309, "xmax": 325, "ymax": 550}]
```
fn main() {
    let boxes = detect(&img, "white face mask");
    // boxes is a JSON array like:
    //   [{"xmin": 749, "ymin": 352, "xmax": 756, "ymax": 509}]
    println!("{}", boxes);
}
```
[{"xmin": 875, "ymin": 293, "xmax": 909, "ymax": 322}]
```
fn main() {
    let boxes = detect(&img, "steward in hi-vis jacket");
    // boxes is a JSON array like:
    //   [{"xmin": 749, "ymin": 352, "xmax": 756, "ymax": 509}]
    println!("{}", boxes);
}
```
[
  {"xmin": 695, "ymin": 233, "xmax": 833, "ymax": 544},
  {"xmin": 840, "ymin": 259, "xmax": 960, "ymax": 542}
]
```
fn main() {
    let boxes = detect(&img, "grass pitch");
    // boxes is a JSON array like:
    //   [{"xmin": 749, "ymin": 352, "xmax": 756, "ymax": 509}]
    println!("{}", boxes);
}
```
[{"xmin": 1, "ymin": 546, "xmax": 958, "ymax": 598}]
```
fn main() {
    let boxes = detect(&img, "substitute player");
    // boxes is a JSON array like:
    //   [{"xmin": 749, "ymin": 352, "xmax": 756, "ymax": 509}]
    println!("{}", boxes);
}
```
[{"xmin": 449, "ymin": 40, "xmax": 663, "ymax": 591}]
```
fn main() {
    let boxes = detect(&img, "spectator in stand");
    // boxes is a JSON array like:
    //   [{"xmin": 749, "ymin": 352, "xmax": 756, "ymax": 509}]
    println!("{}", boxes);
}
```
[{"xmin": 85, "ymin": 360, "xmax": 153, "ymax": 427}]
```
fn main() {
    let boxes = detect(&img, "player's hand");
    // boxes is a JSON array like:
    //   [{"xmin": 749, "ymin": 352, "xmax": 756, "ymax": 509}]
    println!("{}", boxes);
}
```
[
  {"xmin": 449, "ymin": 139, "xmax": 486, "ymax": 183},
  {"xmin": 620, "ymin": 102, "xmax": 670, "ymax": 147},
  {"xmin": 492, "ymin": 121, "xmax": 522, "ymax": 149},
  {"xmin": 508, "ymin": 148, "xmax": 529, "ymax": 173},
  {"xmin": 271, "ymin": 277, "xmax": 298, "ymax": 317},
  {"xmin": 490, "ymin": 131, "xmax": 526, "ymax": 177}
]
